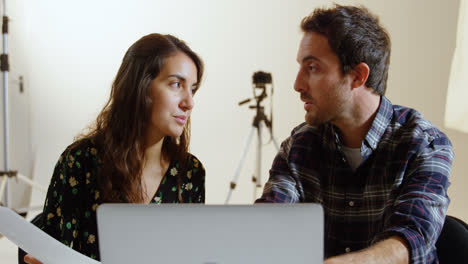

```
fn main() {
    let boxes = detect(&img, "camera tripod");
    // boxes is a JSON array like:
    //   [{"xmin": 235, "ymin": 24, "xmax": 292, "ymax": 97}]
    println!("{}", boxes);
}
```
[
  {"xmin": 225, "ymin": 72, "xmax": 280, "ymax": 204},
  {"xmin": 0, "ymin": 171, "xmax": 47, "ymax": 213}
]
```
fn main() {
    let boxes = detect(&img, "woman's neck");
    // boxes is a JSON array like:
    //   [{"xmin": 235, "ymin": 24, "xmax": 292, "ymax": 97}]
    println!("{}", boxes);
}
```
[{"xmin": 144, "ymin": 137, "xmax": 165, "ymax": 167}]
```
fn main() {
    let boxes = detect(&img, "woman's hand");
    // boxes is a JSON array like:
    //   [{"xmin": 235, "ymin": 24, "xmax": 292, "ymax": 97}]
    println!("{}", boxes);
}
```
[{"xmin": 24, "ymin": 254, "xmax": 43, "ymax": 264}]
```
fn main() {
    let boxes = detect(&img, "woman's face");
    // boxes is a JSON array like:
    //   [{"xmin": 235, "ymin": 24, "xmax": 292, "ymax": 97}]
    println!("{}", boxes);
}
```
[{"xmin": 147, "ymin": 51, "xmax": 198, "ymax": 142}]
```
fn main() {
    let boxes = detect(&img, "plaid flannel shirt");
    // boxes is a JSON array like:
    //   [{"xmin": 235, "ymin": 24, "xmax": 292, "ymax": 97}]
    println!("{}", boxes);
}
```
[{"xmin": 256, "ymin": 96, "xmax": 453, "ymax": 263}]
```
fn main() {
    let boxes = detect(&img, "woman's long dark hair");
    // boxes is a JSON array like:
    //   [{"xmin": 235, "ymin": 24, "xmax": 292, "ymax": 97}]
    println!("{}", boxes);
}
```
[{"xmin": 79, "ymin": 34, "xmax": 204, "ymax": 203}]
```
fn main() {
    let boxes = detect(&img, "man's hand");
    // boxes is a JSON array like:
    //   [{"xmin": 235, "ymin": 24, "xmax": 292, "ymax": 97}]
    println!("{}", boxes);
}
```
[
  {"xmin": 324, "ymin": 236, "xmax": 409, "ymax": 264},
  {"xmin": 24, "ymin": 254, "xmax": 43, "ymax": 264}
]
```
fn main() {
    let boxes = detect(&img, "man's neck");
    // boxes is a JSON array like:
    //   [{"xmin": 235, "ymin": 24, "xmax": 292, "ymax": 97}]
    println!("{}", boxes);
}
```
[{"xmin": 333, "ymin": 89, "xmax": 381, "ymax": 148}]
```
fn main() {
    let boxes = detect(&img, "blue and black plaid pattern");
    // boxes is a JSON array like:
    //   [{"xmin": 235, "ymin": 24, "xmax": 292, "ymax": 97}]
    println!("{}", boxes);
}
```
[{"xmin": 256, "ymin": 96, "xmax": 453, "ymax": 264}]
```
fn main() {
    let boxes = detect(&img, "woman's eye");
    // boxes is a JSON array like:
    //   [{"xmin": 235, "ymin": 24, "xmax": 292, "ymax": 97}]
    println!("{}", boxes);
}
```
[{"xmin": 171, "ymin": 82, "xmax": 181, "ymax": 88}]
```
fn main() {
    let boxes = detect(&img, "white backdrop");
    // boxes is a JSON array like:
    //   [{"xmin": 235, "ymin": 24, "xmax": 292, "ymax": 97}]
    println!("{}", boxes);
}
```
[
  {"xmin": 3, "ymin": 0, "xmax": 467, "ymax": 221},
  {"xmin": 446, "ymin": 0, "xmax": 468, "ymax": 132}
]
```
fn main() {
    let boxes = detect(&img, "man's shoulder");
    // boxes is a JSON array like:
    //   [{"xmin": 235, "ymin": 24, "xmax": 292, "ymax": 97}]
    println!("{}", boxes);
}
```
[
  {"xmin": 390, "ymin": 105, "xmax": 452, "ymax": 149},
  {"xmin": 283, "ymin": 122, "xmax": 331, "ymax": 154},
  {"xmin": 290, "ymin": 122, "xmax": 327, "ymax": 139}
]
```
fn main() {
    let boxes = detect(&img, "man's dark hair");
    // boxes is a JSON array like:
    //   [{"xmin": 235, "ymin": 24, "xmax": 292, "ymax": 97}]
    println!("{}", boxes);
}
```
[{"xmin": 301, "ymin": 5, "xmax": 391, "ymax": 95}]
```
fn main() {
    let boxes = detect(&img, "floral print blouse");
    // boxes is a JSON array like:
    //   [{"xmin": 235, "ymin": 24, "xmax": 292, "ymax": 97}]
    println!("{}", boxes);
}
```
[{"xmin": 39, "ymin": 138, "xmax": 205, "ymax": 261}]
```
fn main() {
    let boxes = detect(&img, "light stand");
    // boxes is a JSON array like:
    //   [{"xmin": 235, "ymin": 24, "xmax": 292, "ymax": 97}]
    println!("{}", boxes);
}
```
[
  {"xmin": 225, "ymin": 71, "xmax": 280, "ymax": 204},
  {"xmin": 1, "ymin": 0, "xmax": 12, "ymax": 209},
  {"xmin": 0, "ymin": 0, "xmax": 46, "ymax": 215}
]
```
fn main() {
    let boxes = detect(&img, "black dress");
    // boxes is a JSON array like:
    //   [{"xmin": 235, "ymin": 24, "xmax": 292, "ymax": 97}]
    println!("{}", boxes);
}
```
[{"xmin": 39, "ymin": 138, "xmax": 205, "ymax": 260}]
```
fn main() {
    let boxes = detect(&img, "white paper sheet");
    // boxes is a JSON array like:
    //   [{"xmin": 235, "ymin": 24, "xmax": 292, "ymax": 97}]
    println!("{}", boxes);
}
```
[{"xmin": 0, "ymin": 206, "xmax": 101, "ymax": 264}]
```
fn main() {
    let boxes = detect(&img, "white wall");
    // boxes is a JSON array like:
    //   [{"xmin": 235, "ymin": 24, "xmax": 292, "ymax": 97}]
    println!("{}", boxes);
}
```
[{"xmin": 4, "ymin": 0, "xmax": 466, "ymax": 222}]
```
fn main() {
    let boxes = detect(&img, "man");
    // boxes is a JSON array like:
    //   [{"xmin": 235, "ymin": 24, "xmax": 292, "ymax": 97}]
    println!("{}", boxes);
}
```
[{"xmin": 256, "ymin": 5, "xmax": 453, "ymax": 264}]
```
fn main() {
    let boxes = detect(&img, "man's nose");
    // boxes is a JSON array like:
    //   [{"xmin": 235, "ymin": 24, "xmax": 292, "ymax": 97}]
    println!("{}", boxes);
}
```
[{"xmin": 294, "ymin": 69, "xmax": 306, "ymax": 93}]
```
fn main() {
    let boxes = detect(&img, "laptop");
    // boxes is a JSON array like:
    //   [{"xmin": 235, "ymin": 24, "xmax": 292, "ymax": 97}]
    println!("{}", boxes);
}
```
[{"xmin": 97, "ymin": 204, "xmax": 323, "ymax": 264}]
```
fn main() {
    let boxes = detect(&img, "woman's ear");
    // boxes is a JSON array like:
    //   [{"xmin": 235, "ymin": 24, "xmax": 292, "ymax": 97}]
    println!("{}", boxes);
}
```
[{"xmin": 351, "ymin": 62, "xmax": 370, "ymax": 89}]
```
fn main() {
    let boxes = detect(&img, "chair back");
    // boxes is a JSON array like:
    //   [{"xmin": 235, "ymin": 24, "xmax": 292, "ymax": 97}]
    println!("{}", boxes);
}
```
[{"xmin": 436, "ymin": 215, "xmax": 468, "ymax": 263}]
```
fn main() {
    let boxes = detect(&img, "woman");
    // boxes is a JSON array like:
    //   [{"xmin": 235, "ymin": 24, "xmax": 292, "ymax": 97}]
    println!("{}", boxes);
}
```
[{"xmin": 24, "ymin": 33, "xmax": 205, "ymax": 263}]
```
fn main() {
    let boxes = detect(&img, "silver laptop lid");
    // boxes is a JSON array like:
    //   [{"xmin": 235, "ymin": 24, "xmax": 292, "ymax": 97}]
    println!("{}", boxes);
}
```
[{"xmin": 97, "ymin": 204, "xmax": 323, "ymax": 264}]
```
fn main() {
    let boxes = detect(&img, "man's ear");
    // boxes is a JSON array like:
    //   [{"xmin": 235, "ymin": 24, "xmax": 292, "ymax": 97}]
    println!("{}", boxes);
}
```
[{"xmin": 351, "ymin": 62, "xmax": 370, "ymax": 89}]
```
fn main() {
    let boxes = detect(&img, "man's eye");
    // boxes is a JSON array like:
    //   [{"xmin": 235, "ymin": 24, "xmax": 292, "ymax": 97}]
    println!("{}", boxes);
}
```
[{"xmin": 309, "ymin": 65, "xmax": 317, "ymax": 72}]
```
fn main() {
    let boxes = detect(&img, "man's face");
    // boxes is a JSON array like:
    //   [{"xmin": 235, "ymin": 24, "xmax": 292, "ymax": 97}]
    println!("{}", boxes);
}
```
[{"xmin": 294, "ymin": 32, "xmax": 353, "ymax": 127}]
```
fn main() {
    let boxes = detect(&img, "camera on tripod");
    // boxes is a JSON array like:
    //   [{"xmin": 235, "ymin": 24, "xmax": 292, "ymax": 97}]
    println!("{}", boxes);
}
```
[
  {"xmin": 238, "ymin": 71, "xmax": 273, "ymax": 131},
  {"xmin": 239, "ymin": 71, "xmax": 273, "ymax": 115},
  {"xmin": 225, "ymin": 71, "xmax": 279, "ymax": 204},
  {"xmin": 251, "ymin": 71, "xmax": 272, "ymax": 103}
]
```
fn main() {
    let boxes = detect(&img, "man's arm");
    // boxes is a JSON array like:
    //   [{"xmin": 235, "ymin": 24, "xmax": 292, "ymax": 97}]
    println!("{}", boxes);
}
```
[
  {"xmin": 324, "ymin": 236, "xmax": 409, "ymax": 264},
  {"xmin": 377, "ymin": 139, "xmax": 453, "ymax": 263},
  {"xmin": 328, "ymin": 137, "xmax": 453, "ymax": 264},
  {"xmin": 255, "ymin": 136, "xmax": 304, "ymax": 203}
]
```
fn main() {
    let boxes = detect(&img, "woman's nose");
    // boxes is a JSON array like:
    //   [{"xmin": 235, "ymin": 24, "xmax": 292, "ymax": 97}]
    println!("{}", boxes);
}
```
[{"xmin": 180, "ymin": 89, "xmax": 194, "ymax": 111}]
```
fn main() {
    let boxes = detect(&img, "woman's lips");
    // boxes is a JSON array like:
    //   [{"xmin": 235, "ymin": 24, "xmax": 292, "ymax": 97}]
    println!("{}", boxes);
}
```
[{"xmin": 174, "ymin": 115, "xmax": 187, "ymax": 125}]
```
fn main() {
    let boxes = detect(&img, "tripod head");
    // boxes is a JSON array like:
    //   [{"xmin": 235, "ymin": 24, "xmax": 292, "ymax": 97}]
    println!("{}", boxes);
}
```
[
  {"xmin": 251, "ymin": 71, "xmax": 271, "ymax": 104},
  {"xmin": 238, "ymin": 71, "xmax": 273, "ymax": 130}
]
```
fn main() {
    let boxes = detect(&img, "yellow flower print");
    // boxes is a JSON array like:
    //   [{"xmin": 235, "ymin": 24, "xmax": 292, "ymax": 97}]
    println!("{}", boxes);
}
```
[
  {"xmin": 59, "ymin": 174, "xmax": 64, "ymax": 180},
  {"xmin": 193, "ymin": 158, "xmax": 199, "ymax": 168},
  {"xmin": 47, "ymin": 213, "xmax": 55, "ymax": 220},
  {"xmin": 67, "ymin": 155, "xmax": 75, "ymax": 168},
  {"xmin": 187, "ymin": 171, "xmax": 192, "ymax": 180},
  {"xmin": 170, "ymin": 167, "xmax": 178, "ymax": 176},
  {"xmin": 58, "ymin": 155, "xmax": 63, "ymax": 163},
  {"xmin": 86, "ymin": 173, "xmax": 91, "ymax": 184},
  {"xmin": 56, "ymin": 207, "xmax": 61, "ymax": 217},
  {"xmin": 92, "ymin": 203, "xmax": 99, "ymax": 211},
  {"xmin": 88, "ymin": 234, "xmax": 96, "ymax": 244},
  {"xmin": 72, "ymin": 219, "xmax": 77, "ymax": 225},
  {"xmin": 73, "ymin": 230, "xmax": 78, "ymax": 238},
  {"xmin": 95, "ymin": 191, "xmax": 100, "ymax": 200},
  {"xmin": 185, "ymin": 182, "xmax": 193, "ymax": 191},
  {"xmin": 90, "ymin": 148, "xmax": 97, "ymax": 155},
  {"xmin": 69, "ymin": 177, "xmax": 78, "ymax": 187}
]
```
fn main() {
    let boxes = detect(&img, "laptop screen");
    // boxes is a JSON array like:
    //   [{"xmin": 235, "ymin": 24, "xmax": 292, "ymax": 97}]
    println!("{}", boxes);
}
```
[{"xmin": 97, "ymin": 204, "xmax": 323, "ymax": 264}]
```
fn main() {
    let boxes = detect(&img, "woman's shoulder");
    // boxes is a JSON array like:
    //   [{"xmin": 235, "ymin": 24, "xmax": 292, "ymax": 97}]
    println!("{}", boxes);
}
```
[
  {"xmin": 48, "ymin": 138, "xmax": 102, "ymax": 202},
  {"xmin": 56, "ymin": 137, "xmax": 102, "ymax": 171},
  {"xmin": 185, "ymin": 153, "xmax": 204, "ymax": 171},
  {"xmin": 61, "ymin": 138, "xmax": 100, "ymax": 157},
  {"xmin": 174, "ymin": 153, "xmax": 205, "ymax": 184}
]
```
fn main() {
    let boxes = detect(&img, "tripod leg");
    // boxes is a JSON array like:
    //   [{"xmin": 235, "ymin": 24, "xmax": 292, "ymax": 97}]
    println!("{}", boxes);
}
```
[
  {"xmin": 225, "ymin": 126, "xmax": 256, "ymax": 204},
  {"xmin": 0, "ymin": 175, "xmax": 7, "ymax": 205},
  {"xmin": 253, "ymin": 122, "xmax": 263, "ymax": 200},
  {"xmin": 16, "ymin": 173, "xmax": 48, "ymax": 193}
]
